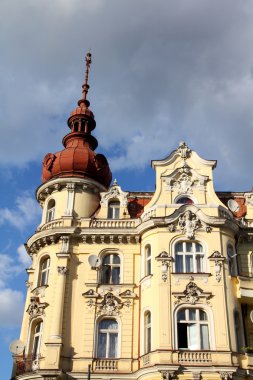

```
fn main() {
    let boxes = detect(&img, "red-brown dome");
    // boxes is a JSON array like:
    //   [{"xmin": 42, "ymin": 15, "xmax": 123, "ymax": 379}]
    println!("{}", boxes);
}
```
[{"xmin": 41, "ymin": 52, "xmax": 112, "ymax": 188}]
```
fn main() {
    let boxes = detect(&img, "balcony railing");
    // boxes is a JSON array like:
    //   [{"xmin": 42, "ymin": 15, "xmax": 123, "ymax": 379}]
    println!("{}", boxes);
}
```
[
  {"xmin": 178, "ymin": 351, "xmax": 212, "ymax": 363},
  {"xmin": 94, "ymin": 359, "xmax": 118, "ymax": 371},
  {"xmin": 15, "ymin": 355, "xmax": 40, "ymax": 375},
  {"xmin": 90, "ymin": 219, "xmax": 137, "ymax": 229}
]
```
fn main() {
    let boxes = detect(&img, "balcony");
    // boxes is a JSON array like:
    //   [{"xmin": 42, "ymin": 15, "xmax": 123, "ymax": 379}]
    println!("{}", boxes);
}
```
[
  {"xmin": 93, "ymin": 359, "xmax": 118, "ymax": 371},
  {"xmin": 14, "ymin": 355, "xmax": 40, "ymax": 375},
  {"xmin": 177, "ymin": 350, "xmax": 212, "ymax": 363}
]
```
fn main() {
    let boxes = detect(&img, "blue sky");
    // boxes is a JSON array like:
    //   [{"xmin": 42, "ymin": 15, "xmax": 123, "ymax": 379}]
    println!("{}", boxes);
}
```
[{"xmin": 1, "ymin": 0, "xmax": 253, "ymax": 378}]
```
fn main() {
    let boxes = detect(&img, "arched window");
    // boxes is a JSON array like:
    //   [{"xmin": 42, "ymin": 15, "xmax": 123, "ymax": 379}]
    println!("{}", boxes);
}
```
[
  {"xmin": 108, "ymin": 201, "xmax": 120, "ymax": 219},
  {"xmin": 176, "ymin": 197, "xmax": 194, "ymax": 205},
  {"xmin": 101, "ymin": 254, "xmax": 120, "ymax": 284},
  {"xmin": 31, "ymin": 321, "xmax": 43, "ymax": 358},
  {"xmin": 38, "ymin": 257, "xmax": 50, "ymax": 286},
  {"xmin": 97, "ymin": 319, "xmax": 118, "ymax": 358},
  {"xmin": 145, "ymin": 244, "xmax": 151, "ymax": 276},
  {"xmin": 227, "ymin": 244, "xmax": 238, "ymax": 276},
  {"xmin": 46, "ymin": 199, "xmax": 55, "ymax": 222},
  {"xmin": 177, "ymin": 308, "xmax": 210, "ymax": 350},
  {"xmin": 175, "ymin": 242, "xmax": 205, "ymax": 273},
  {"xmin": 144, "ymin": 311, "xmax": 151, "ymax": 354}
]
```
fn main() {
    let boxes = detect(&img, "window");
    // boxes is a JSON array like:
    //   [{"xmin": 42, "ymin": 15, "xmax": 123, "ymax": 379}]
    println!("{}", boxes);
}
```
[
  {"xmin": 108, "ymin": 201, "xmax": 120, "ymax": 219},
  {"xmin": 176, "ymin": 197, "xmax": 194, "ymax": 205},
  {"xmin": 97, "ymin": 319, "xmax": 118, "ymax": 358},
  {"xmin": 175, "ymin": 242, "xmax": 205, "ymax": 273},
  {"xmin": 144, "ymin": 311, "xmax": 151, "ymax": 353},
  {"xmin": 101, "ymin": 254, "xmax": 120, "ymax": 284},
  {"xmin": 177, "ymin": 308, "xmax": 210, "ymax": 350},
  {"xmin": 31, "ymin": 321, "xmax": 43, "ymax": 358},
  {"xmin": 227, "ymin": 245, "xmax": 238, "ymax": 276},
  {"xmin": 145, "ymin": 244, "xmax": 151, "ymax": 276},
  {"xmin": 39, "ymin": 257, "xmax": 50, "ymax": 286},
  {"xmin": 46, "ymin": 199, "xmax": 55, "ymax": 222}
]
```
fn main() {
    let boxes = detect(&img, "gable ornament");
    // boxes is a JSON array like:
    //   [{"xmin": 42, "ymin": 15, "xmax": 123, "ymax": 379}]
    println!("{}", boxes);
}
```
[
  {"xmin": 173, "ymin": 281, "xmax": 212, "ymax": 305},
  {"xmin": 178, "ymin": 210, "xmax": 200, "ymax": 239},
  {"xmin": 178, "ymin": 141, "xmax": 191, "ymax": 158}
]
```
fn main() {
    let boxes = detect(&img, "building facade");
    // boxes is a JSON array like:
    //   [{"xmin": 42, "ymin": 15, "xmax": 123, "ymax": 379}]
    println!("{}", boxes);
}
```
[{"xmin": 11, "ymin": 54, "xmax": 253, "ymax": 380}]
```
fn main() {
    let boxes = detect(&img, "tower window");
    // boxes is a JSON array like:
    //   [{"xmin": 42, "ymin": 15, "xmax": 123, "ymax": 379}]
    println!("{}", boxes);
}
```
[
  {"xmin": 101, "ymin": 254, "xmax": 120, "ymax": 284},
  {"xmin": 145, "ymin": 244, "xmax": 151, "ymax": 276},
  {"xmin": 177, "ymin": 308, "xmax": 210, "ymax": 350},
  {"xmin": 108, "ymin": 201, "xmax": 120, "ymax": 219},
  {"xmin": 30, "ymin": 321, "xmax": 43, "ymax": 359},
  {"xmin": 227, "ymin": 245, "xmax": 238, "ymax": 276},
  {"xmin": 97, "ymin": 319, "xmax": 118, "ymax": 358},
  {"xmin": 39, "ymin": 257, "xmax": 50, "ymax": 286},
  {"xmin": 144, "ymin": 311, "xmax": 151, "ymax": 354},
  {"xmin": 175, "ymin": 242, "xmax": 205, "ymax": 273},
  {"xmin": 46, "ymin": 199, "xmax": 55, "ymax": 223}
]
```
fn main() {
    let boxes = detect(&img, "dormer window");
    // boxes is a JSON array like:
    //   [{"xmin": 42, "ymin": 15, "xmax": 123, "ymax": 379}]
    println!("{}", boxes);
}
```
[
  {"xmin": 176, "ymin": 197, "xmax": 194, "ymax": 205},
  {"xmin": 108, "ymin": 201, "xmax": 120, "ymax": 219}
]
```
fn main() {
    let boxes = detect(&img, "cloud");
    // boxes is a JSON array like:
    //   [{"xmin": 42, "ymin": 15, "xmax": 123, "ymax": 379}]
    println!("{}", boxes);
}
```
[
  {"xmin": 0, "ymin": 0, "xmax": 253, "ymax": 190},
  {"xmin": 0, "ymin": 194, "xmax": 41, "ymax": 230},
  {"xmin": 0, "ymin": 288, "xmax": 24, "ymax": 327}
]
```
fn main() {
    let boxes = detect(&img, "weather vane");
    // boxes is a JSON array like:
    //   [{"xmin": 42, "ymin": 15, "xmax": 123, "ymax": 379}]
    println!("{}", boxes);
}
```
[{"xmin": 82, "ymin": 50, "xmax": 92, "ymax": 101}]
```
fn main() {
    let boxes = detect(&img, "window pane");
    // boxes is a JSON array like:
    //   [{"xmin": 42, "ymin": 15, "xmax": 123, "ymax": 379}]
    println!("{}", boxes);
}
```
[
  {"xmin": 186, "ymin": 242, "xmax": 193, "ymax": 252},
  {"xmin": 196, "ymin": 255, "xmax": 203, "ymax": 272},
  {"xmin": 176, "ymin": 255, "xmax": 183, "ymax": 272},
  {"xmin": 176, "ymin": 242, "xmax": 183, "ymax": 252},
  {"xmin": 99, "ymin": 319, "xmax": 118, "ymax": 330},
  {"xmin": 185, "ymin": 255, "xmax": 193, "ymax": 272},
  {"xmin": 188, "ymin": 323, "xmax": 198, "ymax": 349},
  {"xmin": 113, "ymin": 255, "xmax": 120, "ymax": 264},
  {"xmin": 147, "ymin": 259, "xmax": 151, "ymax": 275},
  {"xmin": 196, "ymin": 243, "xmax": 203, "ymax": 252},
  {"xmin": 200, "ymin": 324, "xmax": 210, "ymax": 349},
  {"xmin": 178, "ymin": 323, "xmax": 188, "ymax": 348},
  {"xmin": 146, "ymin": 326, "xmax": 151, "ymax": 352},
  {"xmin": 101, "ymin": 266, "xmax": 111, "ymax": 283},
  {"xmin": 114, "ymin": 208, "xmax": 120, "ymax": 219},
  {"xmin": 199, "ymin": 310, "xmax": 207, "ymax": 320},
  {"xmin": 98, "ymin": 333, "xmax": 107, "ymax": 357},
  {"xmin": 103, "ymin": 255, "xmax": 111, "ymax": 264},
  {"xmin": 145, "ymin": 312, "xmax": 151, "ymax": 324},
  {"xmin": 112, "ymin": 267, "xmax": 120, "ymax": 284},
  {"xmin": 189, "ymin": 309, "xmax": 196, "ymax": 320},
  {"xmin": 109, "ymin": 333, "xmax": 118, "ymax": 358},
  {"xmin": 41, "ymin": 271, "xmax": 48, "ymax": 286},
  {"xmin": 177, "ymin": 309, "xmax": 185, "ymax": 321}
]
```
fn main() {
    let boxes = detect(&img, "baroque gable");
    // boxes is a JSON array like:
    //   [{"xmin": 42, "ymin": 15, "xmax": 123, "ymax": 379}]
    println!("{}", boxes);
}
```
[{"xmin": 100, "ymin": 179, "xmax": 128, "ymax": 207}]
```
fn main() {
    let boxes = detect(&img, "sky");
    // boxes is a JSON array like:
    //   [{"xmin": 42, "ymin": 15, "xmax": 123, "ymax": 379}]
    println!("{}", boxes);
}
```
[{"xmin": 1, "ymin": 0, "xmax": 253, "ymax": 378}]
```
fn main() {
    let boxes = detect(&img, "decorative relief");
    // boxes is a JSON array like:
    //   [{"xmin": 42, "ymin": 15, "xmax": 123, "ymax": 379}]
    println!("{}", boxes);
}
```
[
  {"xmin": 219, "ymin": 372, "xmax": 233, "ymax": 380},
  {"xmin": 156, "ymin": 251, "xmax": 173, "ymax": 282},
  {"xmin": 209, "ymin": 251, "xmax": 225, "ymax": 283},
  {"xmin": 32, "ymin": 285, "xmax": 47, "ymax": 298},
  {"xmin": 26, "ymin": 297, "xmax": 48, "ymax": 319},
  {"xmin": 97, "ymin": 292, "xmax": 123, "ymax": 316},
  {"xmin": 160, "ymin": 370, "xmax": 176, "ymax": 380},
  {"xmin": 59, "ymin": 236, "xmax": 70, "ymax": 254},
  {"xmin": 173, "ymin": 281, "xmax": 212, "ymax": 306},
  {"xmin": 178, "ymin": 210, "xmax": 200, "ymax": 239},
  {"xmin": 57, "ymin": 266, "xmax": 68, "ymax": 275}
]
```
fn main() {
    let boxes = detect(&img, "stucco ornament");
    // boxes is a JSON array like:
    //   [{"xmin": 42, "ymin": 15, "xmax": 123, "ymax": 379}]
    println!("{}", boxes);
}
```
[
  {"xmin": 160, "ymin": 370, "xmax": 176, "ymax": 380},
  {"xmin": 178, "ymin": 141, "xmax": 191, "ymax": 158},
  {"xmin": 220, "ymin": 372, "xmax": 233, "ymax": 380},
  {"xmin": 57, "ymin": 266, "xmax": 68, "ymax": 275},
  {"xmin": 178, "ymin": 211, "xmax": 200, "ymax": 239},
  {"xmin": 184, "ymin": 282, "xmax": 202, "ymax": 304},
  {"xmin": 156, "ymin": 251, "xmax": 173, "ymax": 282},
  {"xmin": 100, "ymin": 180, "xmax": 128, "ymax": 207},
  {"xmin": 176, "ymin": 172, "xmax": 193, "ymax": 194},
  {"xmin": 209, "ymin": 251, "xmax": 225, "ymax": 283},
  {"xmin": 97, "ymin": 292, "xmax": 122, "ymax": 316},
  {"xmin": 26, "ymin": 297, "xmax": 47, "ymax": 319}
]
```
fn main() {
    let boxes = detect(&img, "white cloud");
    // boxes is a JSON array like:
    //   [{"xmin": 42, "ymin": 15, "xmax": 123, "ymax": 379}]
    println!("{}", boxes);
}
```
[
  {"xmin": 0, "ymin": 194, "xmax": 41, "ymax": 230},
  {"xmin": 0, "ymin": 288, "xmax": 24, "ymax": 327},
  {"xmin": 17, "ymin": 245, "xmax": 32, "ymax": 267}
]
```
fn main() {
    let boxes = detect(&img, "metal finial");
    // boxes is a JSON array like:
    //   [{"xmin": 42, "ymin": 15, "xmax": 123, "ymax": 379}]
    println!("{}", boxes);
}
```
[{"xmin": 82, "ymin": 51, "xmax": 92, "ymax": 101}]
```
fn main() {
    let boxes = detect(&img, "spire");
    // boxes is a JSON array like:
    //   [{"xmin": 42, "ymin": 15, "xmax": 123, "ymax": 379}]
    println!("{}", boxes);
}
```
[{"xmin": 82, "ymin": 51, "xmax": 92, "ymax": 102}]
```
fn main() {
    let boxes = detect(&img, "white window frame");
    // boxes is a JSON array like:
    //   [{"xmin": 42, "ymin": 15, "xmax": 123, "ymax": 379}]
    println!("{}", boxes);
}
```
[
  {"xmin": 144, "ymin": 311, "xmax": 151, "ymax": 354},
  {"xmin": 96, "ymin": 318, "xmax": 119, "ymax": 358},
  {"xmin": 46, "ymin": 199, "xmax": 55, "ymax": 223},
  {"xmin": 39, "ymin": 257, "xmax": 50, "ymax": 286},
  {"xmin": 108, "ymin": 200, "xmax": 120, "ymax": 219},
  {"xmin": 174, "ymin": 241, "xmax": 206, "ymax": 273},
  {"xmin": 101, "ymin": 254, "xmax": 121, "ymax": 284},
  {"xmin": 145, "ymin": 244, "xmax": 151, "ymax": 276}
]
